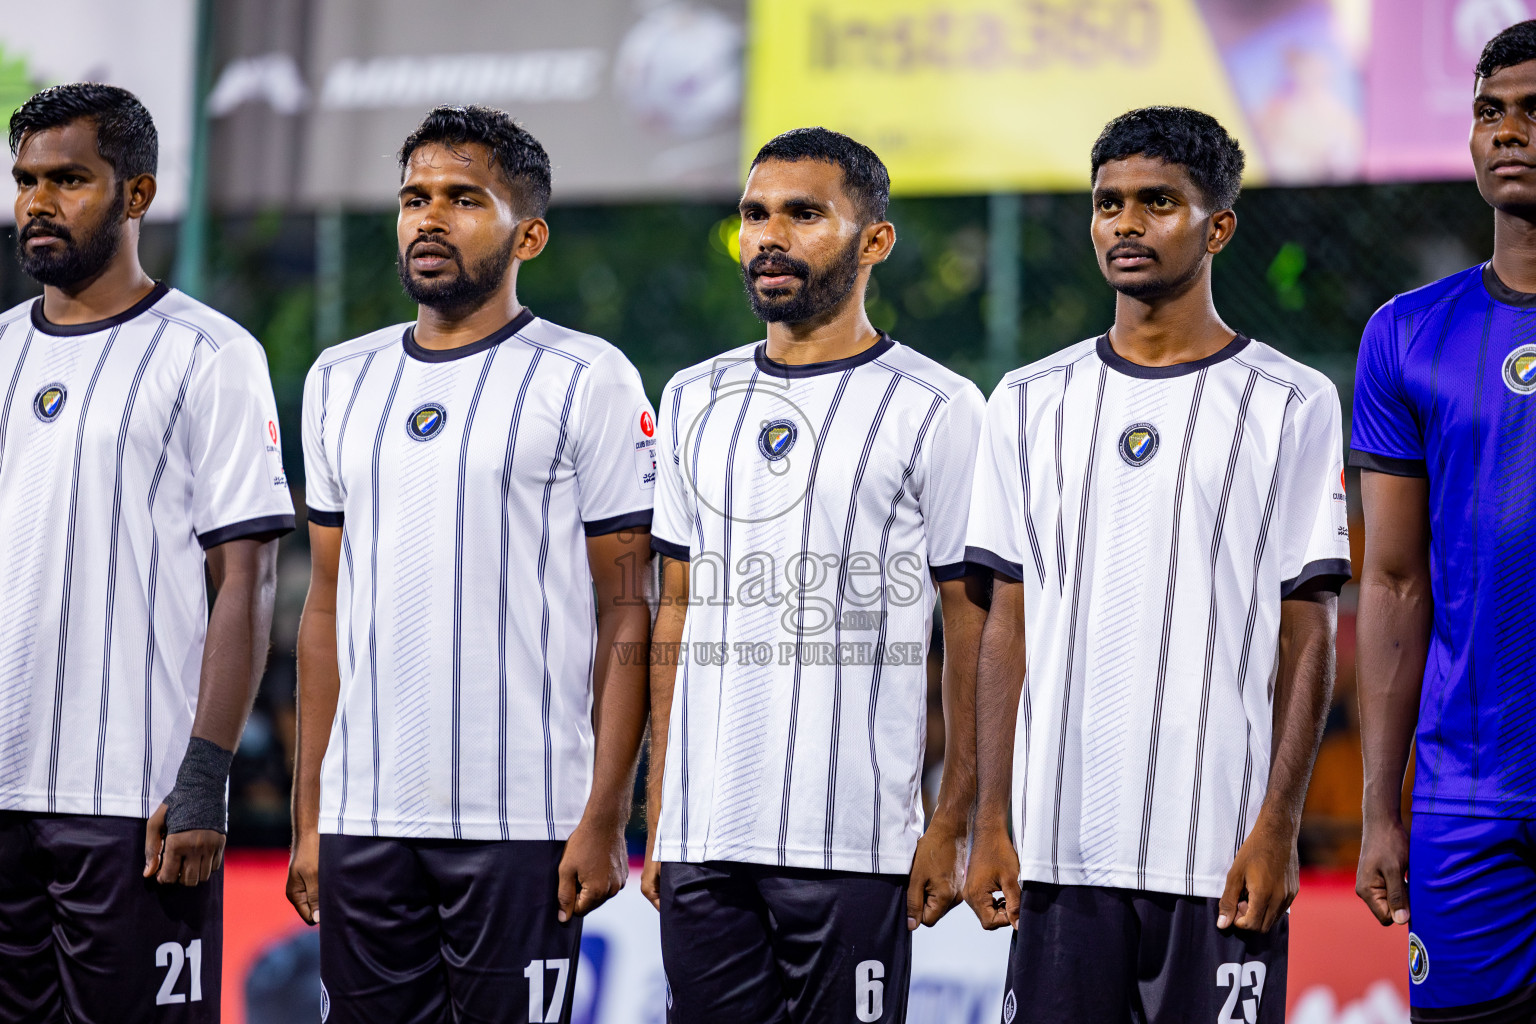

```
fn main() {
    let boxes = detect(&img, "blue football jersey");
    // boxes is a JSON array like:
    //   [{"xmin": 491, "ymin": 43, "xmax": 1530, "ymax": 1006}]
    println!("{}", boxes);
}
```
[{"xmin": 1351, "ymin": 262, "xmax": 1536, "ymax": 817}]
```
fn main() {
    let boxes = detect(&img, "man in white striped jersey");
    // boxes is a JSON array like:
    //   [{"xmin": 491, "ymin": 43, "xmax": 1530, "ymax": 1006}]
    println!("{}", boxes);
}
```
[
  {"xmin": 289, "ymin": 106, "xmax": 655, "ymax": 1023},
  {"xmin": 0, "ymin": 85, "xmax": 294, "ymax": 1022},
  {"xmin": 643, "ymin": 128, "xmax": 988, "ymax": 1023},
  {"xmin": 964, "ymin": 107, "xmax": 1349, "ymax": 1022}
]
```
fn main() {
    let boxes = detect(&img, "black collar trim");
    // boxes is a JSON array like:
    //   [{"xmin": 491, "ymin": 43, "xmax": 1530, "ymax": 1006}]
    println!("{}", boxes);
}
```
[
  {"xmin": 1482, "ymin": 263, "xmax": 1536, "ymax": 308},
  {"xmin": 31, "ymin": 281, "xmax": 170, "ymax": 337},
  {"xmin": 403, "ymin": 307, "xmax": 536, "ymax": 363},
  {"xmin": 1096, "ymin": 332, "xmax": 1251, "ymax": 379},
  {"xmin": 754, "ymin": 334, "xmax": 894, "ymax": 378}
]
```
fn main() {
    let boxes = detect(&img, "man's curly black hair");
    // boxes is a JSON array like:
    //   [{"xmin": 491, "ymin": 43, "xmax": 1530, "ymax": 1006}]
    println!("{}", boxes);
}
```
[
  {"xmin": 9, "ymin": 83, "xmax": 157, "ymax": 181},
  {"xmin": 399, "ymin": 105, "xmax": 552, "ymax": 218},
  {"xmin": 1090, "ymin": 106, "xmax": 1246, "ymax": 211},
  {"xmin": 1476, "ymin": 20, "xmax": 1536, "ymax": 80}
]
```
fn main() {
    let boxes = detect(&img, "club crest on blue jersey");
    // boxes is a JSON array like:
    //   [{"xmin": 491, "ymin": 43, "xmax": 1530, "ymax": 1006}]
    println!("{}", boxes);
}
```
[
  {"xmin": 1118, "ymin": 422, "xmax": 1159, "ymax": 467},
  {"xmin": 1408, "ymin": 932, "xmax": 1428, "ymax": 984},
  {"xmin": 758, "ymin": 418, "xmax": 797, "ymax": 461},
  {"xmin": 1503, "ymin": 344, "xmax": 1536, "ymax": 395},
  {"xmin": 406, "ymin": 402, "xmax": 447, "ymax": 441},
  {"xmin": 32, "ymin": 383, "xmax": 67, "ymax": 423}
]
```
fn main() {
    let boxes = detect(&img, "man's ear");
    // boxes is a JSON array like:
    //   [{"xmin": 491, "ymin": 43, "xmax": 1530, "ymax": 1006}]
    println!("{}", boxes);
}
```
[
  {"xmin": 1207, "ymin": 208, "xmax": 1237, "ymax": 255},
  {"xmin": 861, "ymin": 220, "xmax": 897, "ymax": 266},
  {"xmin": 515, "ymin": 217, "xmax": 550, "ymax": 262},
  {"xmin": 124, "ymin": 173, "xmax": 157, "ymax": 220}
]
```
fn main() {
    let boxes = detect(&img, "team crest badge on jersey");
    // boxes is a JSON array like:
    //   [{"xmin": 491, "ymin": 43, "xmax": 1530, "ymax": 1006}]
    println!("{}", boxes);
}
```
[
  {"xmin": 758, "ymin": 418, "xmax": 797, "ymax": 461},
  {"xmin": 1503, "ymin": 344, "xmax": 1536, "ymax": 395},
  {"xmin": 1118, "ymin": 422, "xmax": 1159, "ymax": 467},
  {"xmin": 33, "ymin": 382, "xmax": 66, "ymax": 423},
  {"xmin": 1408, "ymin": 933, "xmax": 1428, "ymax": 984},
  {"xmin": 1002, "ymin": 989, "xmax": 1017, "ymax": 1023},
  {"xmin": 406, "ymin": 402, "xmax": 447, "ymax": 441}
]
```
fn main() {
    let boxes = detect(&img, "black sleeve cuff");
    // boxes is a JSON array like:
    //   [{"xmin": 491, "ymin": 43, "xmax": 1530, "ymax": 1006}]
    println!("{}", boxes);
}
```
[
  {"xmin": 931, "ymin": 560, "xmax": 983, "ymax": 582},
  {"xmin": 651, "ymin": 536, "xmax": 690, "ymax": 562},
  {"xmin": 1281, "ymin": 557, "xmax": 1353, "ymax": 598},
  {"xmin": 197, "ymin": 513, "xmax": 296, "ymax": 549},
  {"xmin": 306, "ymin": 507, "xmax": 344, "ymax": 528},
  {"xmin": 584, "ymin": 509, "xmax": 653, "ymax": 536},
  {"xmin": 1348, "ymin": 449, "xmax": 1427, "ymax": 477},
  {"xmin": 964, "ymin": 545, "xmax": 1024, "ymax": 583}
]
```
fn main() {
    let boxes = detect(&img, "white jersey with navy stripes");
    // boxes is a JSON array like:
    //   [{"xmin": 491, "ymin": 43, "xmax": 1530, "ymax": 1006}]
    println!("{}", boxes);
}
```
[
  {"xmin": 650, "ymin": 336, "xmax": 985, "ymax": 875},
  {"xmin": 302, "ymin": 310, "xmax": 656, "ymax": 842},
  {"xmin": 0, "ymin": 284, "xmax": 295, "ymax": 819},
  {"xmin": 966, "ymin": 334, "xmax": 1351, "ymax": 898}
]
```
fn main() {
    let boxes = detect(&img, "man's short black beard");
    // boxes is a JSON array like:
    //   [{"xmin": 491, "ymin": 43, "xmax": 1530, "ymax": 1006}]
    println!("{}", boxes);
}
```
[
  {"xmin": 396, "ymin": 233, "xmax": 517, "ymax": 316},
  {"xmin": 17, "ymin": 190, "xmax": 126, "ymax": 288},
  {"xmin": 1107, "ymin": 250, "xmax": 1206, "ymax": 301},
  {"xmin": 744, "ymin": 234, "xmax": 863, "ymax": 325}
]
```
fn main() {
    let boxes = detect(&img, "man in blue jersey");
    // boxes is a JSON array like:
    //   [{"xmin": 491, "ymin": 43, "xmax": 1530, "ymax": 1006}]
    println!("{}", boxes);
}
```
[{"xmin": 1353, "ymin": 20, "xmax": 1536, "ymax": 1023}]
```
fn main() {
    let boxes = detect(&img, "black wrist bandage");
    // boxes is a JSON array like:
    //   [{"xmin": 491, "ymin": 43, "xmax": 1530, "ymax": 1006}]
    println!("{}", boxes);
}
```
[{"xmin": 165, "ymin": 737, "xmax": 234, "ymax": 835}]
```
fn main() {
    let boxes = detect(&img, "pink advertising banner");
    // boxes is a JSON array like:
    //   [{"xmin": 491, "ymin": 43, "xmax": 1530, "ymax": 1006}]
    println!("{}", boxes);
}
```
[{"xmin": 1367, "ymin": 0, "xmax": 1536, "ymax": 182}]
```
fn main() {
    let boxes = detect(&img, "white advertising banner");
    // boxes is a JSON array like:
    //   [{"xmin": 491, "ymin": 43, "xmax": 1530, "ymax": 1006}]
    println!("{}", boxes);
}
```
[{"xmin": 0, "ymin": 0, "xmax": 195, "ymax": 222}]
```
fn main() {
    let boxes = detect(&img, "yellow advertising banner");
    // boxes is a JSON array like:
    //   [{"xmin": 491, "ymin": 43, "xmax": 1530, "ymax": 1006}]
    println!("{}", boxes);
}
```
[{"xmin": 745, "ymin": 0, "xmax": 1269, "ymax": 193}]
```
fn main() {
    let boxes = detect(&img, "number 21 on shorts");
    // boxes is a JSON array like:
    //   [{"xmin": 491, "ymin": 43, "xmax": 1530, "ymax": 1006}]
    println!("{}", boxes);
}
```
[{"xmin": 155, "ymin": 939, "xmax": 204, "ymax": 1005}]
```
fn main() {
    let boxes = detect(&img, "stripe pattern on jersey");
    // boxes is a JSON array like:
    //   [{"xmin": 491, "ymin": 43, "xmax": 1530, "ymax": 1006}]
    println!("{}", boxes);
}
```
[
  {"xmin": 651, "ymin": 337, "xmax": 986, "ymax": 875},
  {"xmin": 967, "ymin": 334, "xmax": 1350, "ymax": 898},
  {"xmin": 0, "ymin": 286, "xmax": 295, "ymax": 819},
  {"xmin": 302, "ymin": 312, "xmax": 654, "ymax": 842}
]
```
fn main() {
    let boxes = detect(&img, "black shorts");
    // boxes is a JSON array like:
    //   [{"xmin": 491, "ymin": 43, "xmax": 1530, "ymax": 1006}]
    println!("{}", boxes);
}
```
[
  {"xmin": 0, "ymin": 811, "xmax": 222, "ymax": 1024},
  {"xmin": 318, "ymin": 834, "xmax": 582, "ymax": 1024},
  {"xmin": 1001, "ymin": 882, "xmax": 1288, "ymax": 1024},
  {"xmin": 659, "ymin": 860, "xmax": 912, "ymax": 1024}
]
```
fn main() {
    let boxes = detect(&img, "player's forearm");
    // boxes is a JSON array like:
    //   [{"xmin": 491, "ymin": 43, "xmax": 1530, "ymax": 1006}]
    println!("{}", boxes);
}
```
[
  {"xmin": 973, "ymin": 579, "xmax": 1025, "ymax": 833},
  {"xmin": 292, "ymin": 604, "xmax": 341, "ymax": 838},
  {"xmin": 929, "ymin": 575, "xmax": 988, "ymax": 832},
  {"xmin": 1356, "ymin": 572, "xmax": 1430, "ymax": 823},
  {"xmin": 1261, "ymin": 593, "xmax": 1337, "ymax": 831},
  {"xmin": 191, "ymin": 539, "xmax": 279, "ymax": 751},
  {"xmin": 583, "ymin": 600, "xmax": 651, "ymax": 829},
  {"xmin": 645, "ymin": 579, "xmax": 688, "ymax": 846}
]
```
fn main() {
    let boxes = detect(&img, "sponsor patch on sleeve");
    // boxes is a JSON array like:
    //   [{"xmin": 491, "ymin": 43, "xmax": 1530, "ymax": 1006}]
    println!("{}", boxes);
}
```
[
  {"xmin": 266, "ymin": 419, "xmax": 289, "ymax": 488},
  {"xmin": 633, "ymin": 409, "xmax": 657, "ymax": 489}
]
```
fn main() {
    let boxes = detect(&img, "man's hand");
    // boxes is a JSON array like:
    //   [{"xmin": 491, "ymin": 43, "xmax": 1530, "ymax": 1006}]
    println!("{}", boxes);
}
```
[
  {"xmin": 963, "ymin": 824, "xmax": 1020, "ymax": 931},
  {"xmin": 286, "ymin": 829, "xmax": 320, "ymax": 925},
  {"xmin": 557, "ymin": 818, "xmax": 627, "ymax": 922},
  {"xmin": 641, "ymin": 850, "xmax": 661, "ymax": 911},
  {"xmin": 1218, "ymin": 812, "xmax": 1298, "ymax": 933},
  {"xmin": 143, "ymin": 803, "xmax": 225, "ymax": 886},
  {"xmin": 906, "ymin": 816, "xmax": 967, "ymax": 930},
  {"xmin": 1356, "ymin": 815, "xmax": 1410, "ymax": 926}
]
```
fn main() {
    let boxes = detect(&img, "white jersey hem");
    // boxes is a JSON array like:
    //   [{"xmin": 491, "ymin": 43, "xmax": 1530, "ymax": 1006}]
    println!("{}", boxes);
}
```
[
  {"xmin": 0, "ymin": 792, "xmax": 159, "ymax": 819},
  {"xmin": 654, "ymin": 840, "xmax": 917, "ymax": 876},
  {"xmin": 1017, "ymin": 859, "xmax": 1228, "ymax": 900},
  {"xmin": 321, "ymin": 816, "xmax": 581, "ymax": 842}
]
